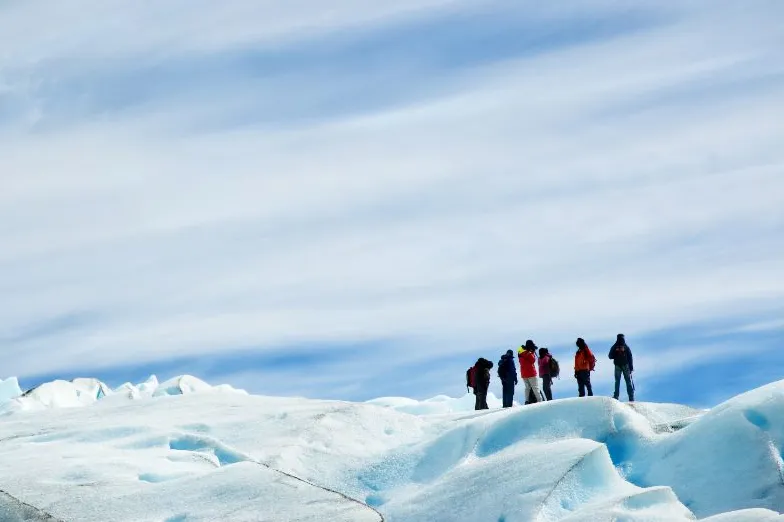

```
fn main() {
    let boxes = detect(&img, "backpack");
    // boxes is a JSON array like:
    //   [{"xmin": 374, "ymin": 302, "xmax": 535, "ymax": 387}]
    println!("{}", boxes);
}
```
[
  {"xmin": 549, "ymin": 357, "xmax": 561, "ymax": 378},
  {"xmin": 588, "ymin": 350, "xmax": 597, "ymax": 371},
  {"xmin": 466, "ymin": 366, "xmax": 476, "ymax": 390},
  {"xmin": 497, "ymin": 357, "xmax": 509, "ymax": 379}
]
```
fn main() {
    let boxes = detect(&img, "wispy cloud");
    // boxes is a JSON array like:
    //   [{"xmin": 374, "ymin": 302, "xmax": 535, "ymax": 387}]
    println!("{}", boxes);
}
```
[{"xmin": 0, "ymin": 0, "xmax": 782, "ymax": 402}]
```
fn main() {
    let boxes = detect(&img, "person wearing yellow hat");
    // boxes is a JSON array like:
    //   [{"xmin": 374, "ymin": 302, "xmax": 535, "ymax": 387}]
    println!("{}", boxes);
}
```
[{"xmin": 518, "ymin": 340, "xmax": 540, "ymax": 404}]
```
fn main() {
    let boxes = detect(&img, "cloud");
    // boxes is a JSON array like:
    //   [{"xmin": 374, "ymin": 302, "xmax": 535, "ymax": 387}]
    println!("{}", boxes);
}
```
[
  {"xmin": 2, "ymin": 2, "xmax": 662, "ymax": 130},
  {"xmin": 0, "ymin": 0, "xmax": 782, "ymax": 402}
]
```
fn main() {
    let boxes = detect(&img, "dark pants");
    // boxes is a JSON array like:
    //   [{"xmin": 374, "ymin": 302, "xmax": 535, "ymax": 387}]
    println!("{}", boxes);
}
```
[
  {"xmin": 542, "ymin": 375, "xmax": 553, "ymax": 401},
  {"xmin": 502, "ymin": 383, "xmax": 515, "ymax": 408},
  {"xmin": 614, "ymin": 365, "xmax": 634, "ymax": 401},
  {"xmin": 576, "ymin": 370, "xmax": 593, "ymax": 397},
  {"xmin": 475, "ymin": 392, "xmax": 489, "ymax": 410}
]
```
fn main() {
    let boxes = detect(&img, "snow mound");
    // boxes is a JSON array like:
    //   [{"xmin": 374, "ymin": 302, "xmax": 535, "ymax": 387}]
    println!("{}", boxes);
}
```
[
  {"xmin": 0, "ymin": 393, "xmax": 411, "ymax": 521},
  {"xmin": 0, "ymin": 374, "xmax": 246, "ymax": 414},
  {"xmin": 0, "ymin": 376, "xmax": 783, "ymax": 520},
  {"xmin": 703, "ymin": 509, "xmax": 784, "ymax": 522},
  {"xmin": 153, "ymin": 375, "xmax": 215, "ymax": 397},
  {"xmin": 637, "ymin": 380, "xmax": 784, "ymax": 517},
  {"xmin": 356, "ymin": 397, "xmax": 699, "ymax": 521},
  {"xmin": 357, "ymin": 386, "xmax": 784, "ymax": 521}
]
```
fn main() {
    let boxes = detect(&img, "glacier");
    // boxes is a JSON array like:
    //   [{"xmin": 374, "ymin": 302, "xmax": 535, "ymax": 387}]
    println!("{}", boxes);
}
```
[{"xmin": 0, "ymin": 375, "xmax": 782, "ymax": 521}]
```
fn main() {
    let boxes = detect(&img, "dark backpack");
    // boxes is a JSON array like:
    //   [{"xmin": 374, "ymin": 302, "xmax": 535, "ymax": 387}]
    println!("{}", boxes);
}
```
[
  {"xmin": 549, "ymin": 357, "xmax": 561, "ymax": 378},
  {"xmin": 466, "ymin": 366, "xmax": 476, "ymax": 390},
  {"xmin": 497, "ymin": 357, "xmax": 509, "ymax": 379}
]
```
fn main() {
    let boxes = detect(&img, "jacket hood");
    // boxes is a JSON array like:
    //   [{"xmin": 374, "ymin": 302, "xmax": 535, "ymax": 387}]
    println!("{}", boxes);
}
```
[{"xmin": 476, "ymin": 357, "xmax": 494, "ymax": 369}]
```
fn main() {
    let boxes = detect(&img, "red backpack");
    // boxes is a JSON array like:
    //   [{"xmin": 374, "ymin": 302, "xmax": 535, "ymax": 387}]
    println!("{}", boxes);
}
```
[
  {"xmin": 587, "ymin": 348, "xmax": 597, "ymax": 371},
  {"xmin": 466, "ymin": 366, "xmax": 476, "ymax": 391}
]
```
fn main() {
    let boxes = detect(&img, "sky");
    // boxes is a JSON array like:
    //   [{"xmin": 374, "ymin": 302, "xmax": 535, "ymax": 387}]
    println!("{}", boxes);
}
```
[{"xmin": 0, "ymin": 0, "xmax": 782, "ymax": 408}]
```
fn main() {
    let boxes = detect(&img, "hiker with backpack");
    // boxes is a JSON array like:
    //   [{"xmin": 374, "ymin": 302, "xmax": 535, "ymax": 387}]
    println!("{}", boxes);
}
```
[
  {"xmin": 574, "ymin": 338, "xmax": 596, "ymax": 397},
  {"xmin": 497, "ymin": 350, "xmax": 518, "ymax": 408},
  {"xmin": 467, "ymin": 358, "xmax": 494, "ymax": 410},
  {"xmin": 609, "ymin": 333, "xmax": 635, "ymax": 402},
  {"xmin": 518, "ymin": 340, "xmax": 541, "ymax": 404},
  {"xmin": 538, "ymin": 347, "xmax": 558, "ymax": 401}
]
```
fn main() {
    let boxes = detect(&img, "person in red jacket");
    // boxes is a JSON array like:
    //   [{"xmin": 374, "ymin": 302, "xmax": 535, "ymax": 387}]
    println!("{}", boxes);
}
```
[
  {"xmin": 518, "ymin": 340, "xmax": 541, "ymax": 404},
  {"xmin": 574, "ymin": 338, "xmax": 596, "ymax": 397}
]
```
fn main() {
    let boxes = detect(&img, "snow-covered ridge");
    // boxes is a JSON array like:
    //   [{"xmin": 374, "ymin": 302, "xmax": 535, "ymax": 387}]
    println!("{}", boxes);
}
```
[
  {"xmin": 366, "ymin": 392, "xmax": 504, "ymax": 415},
  {"xmin": 0, "ymin": 374, "xmax": 246, "ymax": 414},
  {"xmin": 0, "ymin": 375, "xmax": 783, "ymax": 521}
]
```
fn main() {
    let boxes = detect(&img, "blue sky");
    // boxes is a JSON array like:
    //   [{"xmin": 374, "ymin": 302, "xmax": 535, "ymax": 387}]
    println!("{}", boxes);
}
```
[{"xmin": 0, "ymin": 0, "xmax": 782, "ymax": 407}]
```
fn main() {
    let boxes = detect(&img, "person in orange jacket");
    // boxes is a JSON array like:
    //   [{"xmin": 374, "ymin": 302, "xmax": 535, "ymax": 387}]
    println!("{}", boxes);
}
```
[
  {"xmin": 518, "ymin": 340, "xmax": 541, "ymax": 404},
  {"xmin": 574, "ymin": 338, "xmax": 596, "ymax": 397}
]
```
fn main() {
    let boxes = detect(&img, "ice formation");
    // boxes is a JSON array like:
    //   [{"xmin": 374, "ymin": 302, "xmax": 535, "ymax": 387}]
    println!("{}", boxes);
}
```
[{"xmin": 0, "ymin": 375, "xmax": 782, "ymax": 521}]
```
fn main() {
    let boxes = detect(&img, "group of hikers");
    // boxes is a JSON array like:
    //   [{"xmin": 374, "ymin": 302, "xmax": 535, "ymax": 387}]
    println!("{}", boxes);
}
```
[{"xmin": 467, "ymin": 334, "xmax": 635, "ymax": 410}]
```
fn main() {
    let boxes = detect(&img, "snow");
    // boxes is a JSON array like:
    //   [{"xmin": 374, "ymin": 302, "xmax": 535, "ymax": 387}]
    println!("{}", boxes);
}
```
[
  {"xmin": 637, "ymin": 381, "xmax": 784, "ymax": 517},
  {"xmin": 366, "ymin": 392, "xmax": 503, "ymax": 414},
  {"xmin": 0, "ymin": 374, "xmax": 782, "ymax": 521},
  {"xmin": 153, "ymin": 375, "xmax": 217, "ymax": 397},
  {"xmin": 0, "ymin": 376, "xmax": 22, "ymax": 403},
  {"xmin": 0, "ymin": 374, "xmax": 245, "ymax": 414}
]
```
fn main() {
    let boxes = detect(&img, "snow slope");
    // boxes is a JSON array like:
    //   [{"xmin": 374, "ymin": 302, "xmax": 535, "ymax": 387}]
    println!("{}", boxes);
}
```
[
  {"xmin": 366, "ymin": 392, "xmax": 504, "ymax": 414},
  {"xmin": 0, "ymin": 375, "xmax": 782, "ymax": 521}
]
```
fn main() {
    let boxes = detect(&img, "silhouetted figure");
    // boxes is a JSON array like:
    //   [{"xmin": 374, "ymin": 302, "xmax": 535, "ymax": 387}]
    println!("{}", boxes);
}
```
[
  {"xmin": 609, "ymin": 333, "xmax": 635, "ymax": 402},
  {"xmin": 472, "ymin": 358, "xmax": 494, "ymax": 410},
  {"xmin": 497, "ymin": 350, "xmax": 518, "ymax": 408}
]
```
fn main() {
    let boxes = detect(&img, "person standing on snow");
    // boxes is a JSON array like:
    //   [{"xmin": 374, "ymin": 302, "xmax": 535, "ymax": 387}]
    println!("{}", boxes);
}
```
[
  {"xmin": 574, "ymin": 338, "xmax": 596, "ymax": 397},
  {"xmin": 538, "ymin": 347, "xmax": 554, "ymax": 401},
  {"xmin": 518, "ymin": 340, "xmax": 541, "ymax": 404},
  {"xmin": 609, "ymin": 333, "xmax": 635, "ymax": 402},
  {"xmin": 497, "ymin": 350, "xmax": 518, "ymax": 408},
  {"xmin": 472, "ymin": 358, "xmax": 494, "ymax": 410}
]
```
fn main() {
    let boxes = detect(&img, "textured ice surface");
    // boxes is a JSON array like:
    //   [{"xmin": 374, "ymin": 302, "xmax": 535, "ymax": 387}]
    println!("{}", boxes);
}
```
[
  {"xmin": 0, "ymin": 374, "xmax": 245, "ymax": 414},
  {"xmin": 0, "ymin": 375, "xmax": 782, "ymax": 521},
  {"xmin": 0, "ymin": 377, "xmax": 22, "ymax": 404}
]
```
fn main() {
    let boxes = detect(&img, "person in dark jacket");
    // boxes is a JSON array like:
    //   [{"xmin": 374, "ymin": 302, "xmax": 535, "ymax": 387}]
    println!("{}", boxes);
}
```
[
  {"xmin": 497, "ymin": 350, "xmax": 518, "ymax": 408},
  {"xmin": 609, "ymin": 333, "xmax": 634, "ymax": 402},
  {"xmin": 473, "ymin": 357, "xmax": 494, "ymax": 410},
  {"xmin": 538, "ymin": 348, "xmax": 553, "ymax": 401}
]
